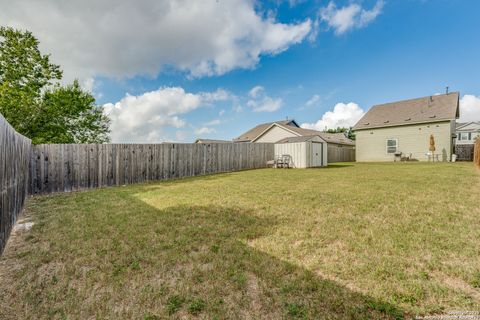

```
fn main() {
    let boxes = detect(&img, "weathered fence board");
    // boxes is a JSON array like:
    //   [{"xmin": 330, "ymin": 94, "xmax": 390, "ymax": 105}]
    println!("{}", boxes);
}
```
[
  {"xmin": 474, "ymin": 140, "xmax": 480, "ymax": 168},
  {"xmin": 0, "ymin": 114, "xmax": 32, "ymax": 254},
  {"xmin": 29, "ymin": 143, "xmax": 274, "ymax": 195},
  {"xmin": 327, "ymin": 144, "xmax": 355, "ymax": 163}
]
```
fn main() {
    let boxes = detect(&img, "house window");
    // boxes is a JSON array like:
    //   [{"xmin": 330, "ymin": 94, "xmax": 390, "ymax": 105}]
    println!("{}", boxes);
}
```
[
  {"xmin": 386, "ymin": 139, "xmax": 398, "ymax": 153},
  {"xmin": 458, "ymin": 132, "xmax": 472, "ymax": 141}
]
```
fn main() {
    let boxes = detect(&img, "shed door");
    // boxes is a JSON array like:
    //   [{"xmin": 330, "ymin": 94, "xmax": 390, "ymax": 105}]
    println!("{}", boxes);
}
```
[{"xmin": 311, "ymin": 142, "xmax": 323, "ymax": 167}]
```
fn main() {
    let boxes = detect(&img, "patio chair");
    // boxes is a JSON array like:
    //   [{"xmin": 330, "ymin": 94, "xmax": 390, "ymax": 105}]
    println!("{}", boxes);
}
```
[
  {"xmin": 281, "ymin": 154, "xmax": 291, "ymax": 168},
  {"xmin": 274, "ymin": 156, "xmax": 285, "ymax": 168}
]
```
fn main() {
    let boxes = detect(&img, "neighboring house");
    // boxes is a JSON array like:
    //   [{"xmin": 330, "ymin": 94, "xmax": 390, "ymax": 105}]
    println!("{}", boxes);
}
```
[
  {"xmin": 233, "ymin": 119, "xmax": 355, "ymax": 162},
  {"xmin": 456, "ymin": 122, "xmax": 480, "ymax": 145},
  {"xmin": 194, "ymin": 138, "xmax": 230, "ymax": 144},
  {"xmin": 353, "ymin": 92, "xmax": 459, "ymax": 162},
  {"xmin": 455, "ymin": 122, "xmax": 480, "ymax": 161}
]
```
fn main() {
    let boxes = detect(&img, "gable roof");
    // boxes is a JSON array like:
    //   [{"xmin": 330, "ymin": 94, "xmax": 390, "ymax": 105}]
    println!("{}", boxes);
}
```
[
  {"xmin": 456, "ymin": 121, "xmax": 480, "ymax": 131},
  {"xmin": 279, "ymin": 126, "xmax": 355, "ymax": 145},
  {"xmin": 234, "ymin": 120, "xmax": 355, "ymax": 145},
  {"xmin": 233, "ymin": 120, "xmax": 299, "ymax": 142},
  {"xmin": 194, "ymin": 138, "xmax": 230, "ymax": 144},
  {"xmin": 353, "ymin": 92, "xmax": 460, "ymax": 131},
  {"xmin": 276, "ymin": 135, "xmax": 326, "ymax": 143}
]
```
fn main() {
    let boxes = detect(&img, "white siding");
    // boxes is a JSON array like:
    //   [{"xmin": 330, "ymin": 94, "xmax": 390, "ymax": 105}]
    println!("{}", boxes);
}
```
[
  {"xmin": 275, "ymin": 142, "xmax": 307, "ymax": 168},
  {"xmin": 311, "ymin": 142, "xmax": 324, "ymax": 167},
  {"xmin": 274, "ymin": 138, "xmax": 327, "ymax": 168},
  {"xmin": 356, "ymin": 121, "xmax": 454, "ymax": 162},
  {"xmin": 456, "ymin": 122, "xmax": 480, "ymax": 145},
  {"xmin": 255, "ymin": 125, "xmax": 298, "ymax": 143}
]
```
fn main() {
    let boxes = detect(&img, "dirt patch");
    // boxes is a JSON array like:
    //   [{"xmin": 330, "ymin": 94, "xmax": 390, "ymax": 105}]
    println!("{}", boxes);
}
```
[{"xmin": 431, "ymin": 271, "xmax": 480, "ymax": 302}]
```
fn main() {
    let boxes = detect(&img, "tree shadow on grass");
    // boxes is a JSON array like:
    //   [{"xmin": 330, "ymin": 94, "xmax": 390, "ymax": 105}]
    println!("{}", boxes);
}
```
[{"xmin": 0, "ymin": 191, "xmax": 405, "ymax": 319}]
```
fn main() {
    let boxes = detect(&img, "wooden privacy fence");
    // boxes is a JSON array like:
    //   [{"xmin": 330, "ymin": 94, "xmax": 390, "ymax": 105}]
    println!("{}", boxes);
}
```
[
  {"xmin": 29, "ymin": 143, "xmax": 274, "ymax": 194},
  {"xmin": 0, "ymin": 114, "xmax": 31, "ymax": 254},
  {"xmin": 455, "ymin": 144, "xmax": 474, "ymax": 161},
  {"xmin": 327, "ymin": 144, "xmax": 355, "ymax": 163},
  {"xmin": 475, "ymin": 139, "xmax": 480, "ymax": 168}
]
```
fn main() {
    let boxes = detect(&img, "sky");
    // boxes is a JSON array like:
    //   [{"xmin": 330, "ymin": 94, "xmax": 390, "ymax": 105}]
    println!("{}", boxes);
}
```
[{"xmin": 1, "ymin": 0, "xmax": 480, "ymax": 142}]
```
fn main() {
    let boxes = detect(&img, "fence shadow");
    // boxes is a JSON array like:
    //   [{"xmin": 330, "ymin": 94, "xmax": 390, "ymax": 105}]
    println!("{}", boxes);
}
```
[
  {"xmin": 1, "ymin": 191, "xmax": 404, "ymax": 319},
  {"xmin": 323, "ymin": 163, "xmax": 355, "ymax": 169}
]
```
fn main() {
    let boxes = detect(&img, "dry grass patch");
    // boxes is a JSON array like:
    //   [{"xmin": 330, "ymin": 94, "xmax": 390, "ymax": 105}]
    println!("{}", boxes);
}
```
[{"xmin": 0, "ymin": 162, "xmax": 479, "ymax": 319}]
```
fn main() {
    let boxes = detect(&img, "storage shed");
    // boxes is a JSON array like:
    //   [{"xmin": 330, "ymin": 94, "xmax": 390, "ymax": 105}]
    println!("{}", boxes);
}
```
[{"xmin": 274, "ymin": 135, "xmax": 328, "ymax": 168}]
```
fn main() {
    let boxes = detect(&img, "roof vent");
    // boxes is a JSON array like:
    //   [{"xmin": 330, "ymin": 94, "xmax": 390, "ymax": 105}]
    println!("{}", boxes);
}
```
[
  {"xmin": 404, "ymin": 118, "xmax": 411, "ymax": 121},
  {"xmin": 384, "ymin": 120, "xmax": 390, "ymax": 124},
  {"xmin": 364, "ymin": 122, "xmax": 370, "ymax": 125},
  {"xmin": 429, "ymin": 115, "xmax": 436, "ymax": 118}
]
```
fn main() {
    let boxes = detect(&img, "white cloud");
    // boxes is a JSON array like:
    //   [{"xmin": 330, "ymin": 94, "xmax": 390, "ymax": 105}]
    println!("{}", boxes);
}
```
[
  {"xmin": 103, "ymin": 87, "xmax": 228, "ymax": 142},
  {"xmin": 0, "ymin": 0, "xmax": 311, "ymax": 82},
  {"xmin": 319, "ymin": 0, "xmax": 384, "ymax": 35},
  {"xmin": 195, "ymin": 127, "xmax": 216, "ymax": 136},
  {"xmin": 301, "ymin": 102, "xmax": 365, "ymax": 130},
  {"xmin": 248, "ymin": 97, "xmax": 283, "ymax": 112},
  {"xmin": 175, "ymin": 131, "xmax": 187, "ymax": 141},
  {"xmin": 247, "ymin": 86, "xmax": 283, "ymax": 112},
  {"xmin": 219, "ymin": 109, "xmax": 226, "ymax": 117},
  {"xmin": 81, "ymin": 78, "xmax": 95, "ymax": 92},
  {"xmin": 305, "ymin": 94, "xmax": 321, "ymax": 107},
  {"xmin": 204, "ymin": 119, "xmax": 221, "ymax": 126},
  {"xmin": 459, "ymin": 95, "xmax": 480, "ymax": 122},
  {"xmin": 248, "ymin": 86, "xmax": 265, "ymax": 98},
  {"xmin": 201, "ymin": 89, "xmax": 231, "ymax": 103},
  {"xmin": 233, "ymin": 105, "xmax": 244, "ymax": 113}
]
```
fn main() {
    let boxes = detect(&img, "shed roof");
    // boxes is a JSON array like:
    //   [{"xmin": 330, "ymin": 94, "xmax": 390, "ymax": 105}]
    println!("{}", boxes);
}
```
[
  {"xmin": 353, "ymin": 92, "xmax": 460, "ymax": 131},
  {"xmin": 276, "ymin": 135, "xmax": 325, "ymax": 143}
]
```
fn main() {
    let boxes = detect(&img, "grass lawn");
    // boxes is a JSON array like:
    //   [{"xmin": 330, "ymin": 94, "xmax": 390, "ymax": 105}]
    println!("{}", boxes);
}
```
[{"xmin": 1, "ymin": 162, "xmax": 479, "ymax": 319}]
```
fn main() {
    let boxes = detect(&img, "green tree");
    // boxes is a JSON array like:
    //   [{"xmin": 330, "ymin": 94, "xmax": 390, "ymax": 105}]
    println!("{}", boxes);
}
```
[
  {"xmin": 326, "ymin": 127, "xmax": 355, "ymax": 140},
  {"xmin": 0, "ymin": 26, "xmax": 110, "ymax": 143},
  {"xmin": 33, "ymin": 81, "xmax": 110, "ymax": 144}
]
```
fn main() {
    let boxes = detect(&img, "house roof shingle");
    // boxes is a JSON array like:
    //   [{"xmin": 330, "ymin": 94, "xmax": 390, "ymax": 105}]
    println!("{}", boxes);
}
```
[
  {"xmin": 234, "ymin": 120, "xmax": 355, "ymax": 146},
  {"xmin": 194, "ymin": 138, "xmax": 230, "ymax": 144},
  {"xmin": 456, "ymin": 121, "xmax": 480, "ymax": 131},
  {"xmin": 353, "ymin": 92, "xmax": 460, "ymax": 131},
  {"xmin": 233, "ymin": 120, "xmax": 297, "ymax": 142},
  {"xmin": 276, "ymin": 135, "xmax": 324, "ymax": 143},
  {"xmin": 282, "ymin": 126, "xmax": 355, "ymax": 145}
]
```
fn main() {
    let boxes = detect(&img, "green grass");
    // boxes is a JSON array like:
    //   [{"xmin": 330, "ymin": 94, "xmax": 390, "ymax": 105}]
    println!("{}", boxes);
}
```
[{"xmin": 1, "ymin": 162, "xmax": 479, "ymax": 319}]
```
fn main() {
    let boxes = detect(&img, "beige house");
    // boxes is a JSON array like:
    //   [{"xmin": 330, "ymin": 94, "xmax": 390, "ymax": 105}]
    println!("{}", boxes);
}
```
[
  {"xmin": 234, "ymin": 119, "xmax": 355, "ymax": 163},
  {"xmin": 353, "ymin": 92, "xmax": 460, "ymax": 162},
  {"xmin": 456, "ymin": 122, "xmax": 480, "ymax": 145}
]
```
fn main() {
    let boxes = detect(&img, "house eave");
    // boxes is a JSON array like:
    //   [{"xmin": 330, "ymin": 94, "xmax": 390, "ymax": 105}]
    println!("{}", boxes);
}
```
[
  {"xmin": 251, "ymin": 123, "xmax": 301, "ymax": 142},
  {"xmin": 353, "ymin": 119, "xmax": 455, "ymax": 131}
]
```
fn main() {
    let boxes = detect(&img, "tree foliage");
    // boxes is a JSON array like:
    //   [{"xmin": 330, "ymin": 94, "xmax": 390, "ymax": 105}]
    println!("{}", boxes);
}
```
[
  {"xmin": 326, "ymin": 127, "xmax": 355, "ymax": 140},
  {"xmin": 0, "ymin": 26, "xmax": 110, "ymax": 143}
]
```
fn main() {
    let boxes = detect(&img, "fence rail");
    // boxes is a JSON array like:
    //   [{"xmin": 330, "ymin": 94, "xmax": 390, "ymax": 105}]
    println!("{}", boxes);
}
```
[
  {"xmin": 0, "ymin": 114, "xmax": 31, "ymax": 254},
  {"xmin": 29, "ymin": 143, "xmax": 274, "ymax": 194}
]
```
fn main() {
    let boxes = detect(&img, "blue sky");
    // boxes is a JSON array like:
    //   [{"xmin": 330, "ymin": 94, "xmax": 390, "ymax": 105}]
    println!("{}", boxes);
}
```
[{"xmin": 2, "ymin": 0, "xmax": 480, "ymax": 142}]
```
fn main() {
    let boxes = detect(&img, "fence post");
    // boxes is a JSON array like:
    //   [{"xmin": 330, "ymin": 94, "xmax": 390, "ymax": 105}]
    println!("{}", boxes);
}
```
[
  {"xmin": 0, "ymin": 114, "xmax": 32, "ymax": 255},
  {"xmin": 474, "ymin": 139, "xmax": 480, "ymax": 168}
]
